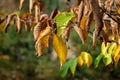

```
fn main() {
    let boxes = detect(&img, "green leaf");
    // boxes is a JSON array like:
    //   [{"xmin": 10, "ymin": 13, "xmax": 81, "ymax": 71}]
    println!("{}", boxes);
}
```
[
  {"xmin": 69, "ymin": 57, "xmax": 78, "ymax": 76},
  {"xmin": 108, "ymin": 42, "xmax": 117, "ymax": 54},
  {"xmin": 103, "ymin": 54, "xmax": 112, "ymax": 66},
  {"xmin": 94, "ymin": 53, "xmax": 103, "ymax": 68},
  {"xmin": 54, "ymin": 12, "xmax": 75, "ymax": 35},
  {"xmin": 60, "ymin": 57, "xmax": 78, "ymax": 77}
]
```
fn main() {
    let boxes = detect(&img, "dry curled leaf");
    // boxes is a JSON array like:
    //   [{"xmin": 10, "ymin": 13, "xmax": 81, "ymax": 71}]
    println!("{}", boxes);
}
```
[
  {"xmin": 16, "ymin": 15, "xmax": 22, "ymax": 33},
  {"xmin": 35, "ymin": 4, "xmax": 40, "ymax": 22},
  {"xmin": 77, "ymin": 0, "xmax": 84, "ymax": 27},
  {"xmin": 73, "ymin": 26, "xmax": 85, "ymax": 44},
  {"xmin": 33, "ymin": 16, "xmax": 48, "ymax": 41},
  {"xmin": 35, "ymin": 26, "xmax": 52, "ymax": 56},
  {"xmin": 90, "ymin": 0, "xmax": 103, "ymax": 49},
  {"xmin": 4, "ymin": 13, "xmax": 15, "ymax": 32},
  {"xmin": 19, "ymin": 0, "xmax": 25, "ymax": 10},
  {"xmin": 49, "ymin": 8, "xmax": 58, "ymax": 19},
  {"xmin": 62, "ymin": 26, "xmax": 71, "ymax": 41},
  {"xmin": 29, "ymin": 0, "xmax": 35, "ymax": 14}
]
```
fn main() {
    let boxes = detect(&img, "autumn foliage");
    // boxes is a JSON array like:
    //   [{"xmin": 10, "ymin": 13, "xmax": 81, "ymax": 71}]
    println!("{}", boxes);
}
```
[{"xmin": 0, "ymin": 0, "xmax": 120, "ymax": 77}]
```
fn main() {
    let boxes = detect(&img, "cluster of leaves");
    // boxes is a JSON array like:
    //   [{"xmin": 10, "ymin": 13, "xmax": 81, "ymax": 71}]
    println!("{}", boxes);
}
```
[{"xmin": 0, "ymin": 0, "xmax": 120, "ymax": 78}]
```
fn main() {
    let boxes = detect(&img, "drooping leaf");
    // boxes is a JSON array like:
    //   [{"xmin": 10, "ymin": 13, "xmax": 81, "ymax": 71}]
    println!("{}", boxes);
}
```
[
  {"xmin": 113, "ymin": 45, "xmax": 120, "ymax": 65},
  {"xmin": 69, "ymin": 57, "xmax": 78, "ymax": 75},
  {"xmin": 81, "ymin": 52, "xmax": 93, "ymax": 67},
  {"xmin": 35, "ymin": 2, "xmax": 40, "ymax": 22},
  {"xmin": 35, "ymin": 26, "xmax": 52, "ymax": 56},
  {"xmin": 19, "ymin": 0, "xmax": 25, "ymax": 10},
  {"xmin": 91, "ymin": 0, "xmax": 103, "ymax": 49},
  {"xmin": 94, "ymin": 53, "xmax": 104, "ymax": 68},
  {"xmin": 60, "ymin": 57, "xmax": 78, "ymax": 77},
  {"xmin": 103, "ymin": 54, "xmax": 112, "ymax": 66},
  {"xmin": 49, "ymin": 8, "xmax": 58, "ymax": 19},
  {"xmin": 101, "ymin": 42, "xmax": 110, "ymax": 56},
  {"xmin": 62, "ymin": 26, "xmax": 71, "ymax": 41},
  {"xmin": 29, "ymin": 0, "xmax": 34, "ymax": 14},
  {"xmin": 16, "ymin": 15, "xmax": 22, "ymax": 33},
  {"xmin": 54, "ymin": 12, "xmax": 75, "ymax": 35},
  {"xmin": 77, "ymin": 0, "xmax": 84, "ymax": 27},
  {"xmin": 78, "ymin": 55, "xmax": 84, "ymax": 67},
  {"xmin": 108, "ymin": 42, "xmax": 117, "ymax": 54},
  {"xmin": 4, "ymin": 13, "xmax": 15, "ymax": 32},
  {"xmin": 33, "ymin": 16, "xmax": 48, "ymax": 41},
  {"xmin": 53, "ymin": 34, "xmax": 67, "ymax": 66},
  {"xmin": 73, "ymin": 26, "xmax": 85, "ymax": 44},
  {"xmin": 80, "ymin": 52, "xmax": 93, "ymax": 67}
]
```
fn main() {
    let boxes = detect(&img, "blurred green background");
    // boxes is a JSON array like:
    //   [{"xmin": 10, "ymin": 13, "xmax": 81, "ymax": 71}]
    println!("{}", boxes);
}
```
[{"xmin": 0, "ymin": 0, "xmax": 120, "ymax": 80}]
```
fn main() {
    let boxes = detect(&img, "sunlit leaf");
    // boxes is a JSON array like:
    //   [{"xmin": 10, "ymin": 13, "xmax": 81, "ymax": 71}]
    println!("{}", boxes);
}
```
[
  {"xmin": 54, "ymin": 12, "xmax": 75, "ymax": 35},
  {"xmin": 78, "ymin": 55, "xmax": 84, "ymax": 67},
  {"xmin": 103, "ymin": 54, "xmax": 112, "ymax": 66},
  {"xmin": 80, "ymin": 52, "xmax": 93, "ymax": 67},
  {"xmin": 19, "ymin": 0, "xmax": 25, "ymax": 10},
  {"xmin": 113, "ymin": 45, "xmax": 120, "ymax": 65},
  {"xmin": 53, "ymin": 34, "xmax": 67, "ymax": 66},
  {"xmin": 101, "ymin": 42, "xmax": 110, "ymax": 56},
  {"xmin": 94, "ymin": 53, "xmax": 103, "ymax": 68}
]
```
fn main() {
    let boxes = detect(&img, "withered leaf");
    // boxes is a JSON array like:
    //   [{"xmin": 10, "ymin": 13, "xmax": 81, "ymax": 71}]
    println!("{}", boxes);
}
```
[
  {"xmin": 19, "ymin": 0, "xmax": 25, "ymax": 10},
  {"xmin": 35, "ymin": 26, "xmax": 52, "ymax": 56},
  {"xmin": 73, "ymin": 26, "xmax": 85, "ymax": 44},
  {"xmin": 4, "ymin": 13, "xmax": 15, "ymax": 32},
  {"xmin": 77, "ymin": 0, "xmax": 84, "ymax": 27},
  {"xmin": 35, "ymin": 4, "xmax": 40, "ymax": 22},
  {"xmin": 29, "ymin": 0, "xmax": 35, "ymax": 14},
  {"xmin": 16, "ymin": 15, "xmax": 22, "ymax": 33},
  {"xmin": 90, "ymin": 0, "xmax": 103, "ymax": 49},
  {"xmin": 62, "ymin": 26, "xmax": 71, "ymax": 41},
  {"xmin": 33, "ymin": 22, "xmax": 41, "ymax": 41},
  {"xmin": 49, "ymin": 8, "xmax": 58, "ymax": 19}
]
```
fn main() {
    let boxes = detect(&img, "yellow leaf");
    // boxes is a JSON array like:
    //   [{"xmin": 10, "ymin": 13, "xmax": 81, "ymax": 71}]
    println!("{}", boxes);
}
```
[
  {"xmin": 53, "ymin": 34, "xmax": 67, "ymax": 66},
  {"xmin": 101, "ymin": 42, "xmax": 110, "ymax": 56},
  {"xmin": 79, "ymin": 52, "xmax": 93, "ymax": 67},
  {"xmin": 78, "ymin": 56, "xmax": 83, "ymax": 67},
  {"xmin": 81, "ymin": 52, "xmax": 92, "ymax": 67},
  {"xmin": 113, "ymin": 45, "xmax": 120, "ymax": 65}
]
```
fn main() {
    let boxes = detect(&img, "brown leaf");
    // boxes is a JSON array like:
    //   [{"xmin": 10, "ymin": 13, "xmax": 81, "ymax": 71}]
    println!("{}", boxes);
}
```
[
  {"xmin": 62, "ymin": 26, "xmax": 71, "ymax": 41},
  {"xmin": 35, "ymin": 26, "xmax": 52, "ymax": 56},
  {"xmin": 35, "ymin": 5, "xmax": 40, "ymax": 22},
  {"xmin": 110, "ymin": 19, "xmax": 119, "ymax": 40},
  {"xmin": 19, "ymin": 0, "xmax": 25, "ymax": 10},
  {"xmin": 29, "ymin": 0, "xmax": 35, "ymax": 14},
  {"xmin": 77, "ymin": 0, "xmax": 84, "ymax": 27},
  {"xmin": 90, "ymin": 0, "xmax": 103, "ymax": 49},
  {"xmin": 73, "ymin": 26, "xmax": 85, "ymax": 44},
  {"xmin": 49, "ymin": 8, "xmax": 58, "ymax": 19},
  {"xmin": 4, "ymin": 13, "xmax": 15, "ymax": 32},
  {"xmin": 33, "ymin": 16, "xmax": 48, "ymax": 41},
  {"xmin": 16, "ymin": 15, "xmax": 22, "ymax": 33},
  {"xmin": 102, "ymin": 20, "xmax": 109, "ymax": 42}
]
